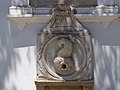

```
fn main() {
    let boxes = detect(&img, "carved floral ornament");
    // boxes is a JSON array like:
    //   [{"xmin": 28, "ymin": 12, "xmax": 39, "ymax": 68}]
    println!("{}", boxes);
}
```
[{"xmin": 37, "ymin": 0, "xmax": 93, "ymax": 81}]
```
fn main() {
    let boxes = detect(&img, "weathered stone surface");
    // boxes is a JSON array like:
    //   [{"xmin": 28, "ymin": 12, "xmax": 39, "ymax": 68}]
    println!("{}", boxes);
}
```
[
  {"xmin": 36, "ymin": 1, "xmax": 93, "ymax": 90},
  {"xmin": 35, "ymin": 81, "xmax": 93, "ymax": 90},
  {"xmin": 37, "ymin": 31, "xmax": 93, "ymax": 81}
]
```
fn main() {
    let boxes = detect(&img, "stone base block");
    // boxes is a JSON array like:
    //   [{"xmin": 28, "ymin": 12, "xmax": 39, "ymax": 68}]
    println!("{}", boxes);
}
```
[{"xmin": 35, "ymin": 81, "xmax": 93, "ymax": 90}]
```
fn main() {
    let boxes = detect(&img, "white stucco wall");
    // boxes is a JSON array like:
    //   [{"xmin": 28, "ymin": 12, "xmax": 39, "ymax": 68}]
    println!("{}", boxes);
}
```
[
  {"xmin": 82, "ymin": 22, "xmax": 120, "ymax": 90},
  {"xmin": 0, "ymin": 0, "xmax": 120, "ymax": 90},
  {"xmin": 0, "ymin": 0, "xmax": 36, "ymax": 90}
]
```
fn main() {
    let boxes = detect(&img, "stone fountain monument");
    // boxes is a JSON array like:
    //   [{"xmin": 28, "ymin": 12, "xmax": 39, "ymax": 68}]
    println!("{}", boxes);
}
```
[{"xmin": 35, "ymin": 0, "xmax": 93, "ymax": 90}]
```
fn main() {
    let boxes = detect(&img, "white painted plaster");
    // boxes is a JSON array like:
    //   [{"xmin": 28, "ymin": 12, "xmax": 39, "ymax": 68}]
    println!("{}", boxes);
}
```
[{"xmin": 0, "ymin": 0, "xmax": 120, "ymax": 90}]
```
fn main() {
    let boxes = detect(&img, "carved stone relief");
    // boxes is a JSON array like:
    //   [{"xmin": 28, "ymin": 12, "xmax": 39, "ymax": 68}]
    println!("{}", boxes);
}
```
[{"xmin": 36, "ymin": 0, "xmax": 93, "ymax": 82}]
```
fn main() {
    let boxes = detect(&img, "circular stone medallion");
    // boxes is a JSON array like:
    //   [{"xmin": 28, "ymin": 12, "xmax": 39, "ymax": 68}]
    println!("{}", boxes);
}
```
[{"xmin": 41, "ymin": 35, "xmax": 87, "ymax": 80}]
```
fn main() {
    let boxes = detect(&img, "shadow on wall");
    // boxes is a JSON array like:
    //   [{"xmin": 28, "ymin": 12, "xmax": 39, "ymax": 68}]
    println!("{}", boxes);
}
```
[
  {"xmin": 0, "ymin": 0, "xmax": 17, "ymax": 90},
  {"xmin": 9, "ymin": 10, "xmax": 120, "ymax": 90},
  {"xmin": 10, "ymin": 21, "xmax": 46, "ymax": 48},
  {"xmin": 93, "ymin": 40, "xmax": 120, "ymax": 90},
  {"xmin": 0, "ymin": 23, "xmax": 36, "ymax": 90},
  {"xmin": 82, "ymin": 18, "xmax": 120, "ymax": 46},
  {"xmin": 0, "ymin": 0, "xmax": 36, "ymax": 90},
  {"xmin": 1, "ymin": 0, "xmax": 120, "ymax": 90},
  {"xmin": 81, "ymin": 18, "xmax": 120, "ymax": 90},
  {"xmin": 0, "ymin": 3, "xmax": 18, "ymax": 90},
  {"xmin": 0, "ymin": 32, "xmax": 20, "ymax": 90}
]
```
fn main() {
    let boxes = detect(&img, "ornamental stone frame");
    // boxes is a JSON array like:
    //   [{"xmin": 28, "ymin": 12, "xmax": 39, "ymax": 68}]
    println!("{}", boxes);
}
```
[{"xmin": 35, "ymin": 1, "xmax": 93, "ymax": 90}]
